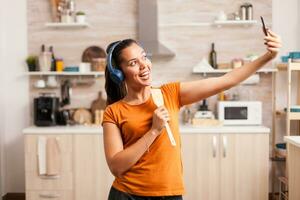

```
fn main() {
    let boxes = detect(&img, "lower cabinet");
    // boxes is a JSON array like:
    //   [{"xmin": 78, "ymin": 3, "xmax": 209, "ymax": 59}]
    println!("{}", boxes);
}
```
[
  {"xmin": 24, "ymin": 134, "xmax": 114, "ymax": 200},
  {"xmin": 181, "ymin": 133, "xmax": 269, "ymax": 200},
  {"xmin": 26, "ymin": 190, "xmax": 73, "ymax": 200},
  {"xmin": 25, "ymin": 133, "xmax": 268, "ymax": 200},
  {"xmin": 73, "ymin": 135, "xmax": 114, "ymax": 200}
]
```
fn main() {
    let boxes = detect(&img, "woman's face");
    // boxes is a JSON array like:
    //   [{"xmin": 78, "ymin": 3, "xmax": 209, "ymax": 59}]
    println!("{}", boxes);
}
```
[{"xmin": 119, "ymin": 43, "xmax": 152, "ymax": 88}]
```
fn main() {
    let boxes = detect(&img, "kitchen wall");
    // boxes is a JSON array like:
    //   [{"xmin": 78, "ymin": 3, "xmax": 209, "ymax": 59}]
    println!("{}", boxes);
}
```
[{"xmin": 28, "ymin": 0, "xmax": 273, "ymax": 114}]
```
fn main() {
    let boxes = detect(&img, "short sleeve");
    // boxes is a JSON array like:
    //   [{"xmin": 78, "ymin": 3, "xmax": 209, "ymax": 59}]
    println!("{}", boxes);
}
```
[
  {"xmin": 161, "ymin": 82, "xmax": 182, "ymax": 109},
  {"xmin": 101, "ymin": 105, "xmax": 118, "ymax": 126}
]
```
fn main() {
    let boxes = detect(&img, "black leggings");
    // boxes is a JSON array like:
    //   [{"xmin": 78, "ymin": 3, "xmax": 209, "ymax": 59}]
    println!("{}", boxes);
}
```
[{"xmin": 108, "ymin": 186, "xmax": 183, "ymax": 200}]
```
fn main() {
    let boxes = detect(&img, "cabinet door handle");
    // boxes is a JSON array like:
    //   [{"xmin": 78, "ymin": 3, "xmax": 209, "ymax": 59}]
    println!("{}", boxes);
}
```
[
  {"xmin": 222, "ymin": 135, "xmax": 227, "ymax": 158},
  {"xmin": 39, "ymin": 175, "xmax": 60, "ymax": 179},
  {"xmin": 39, "ymin": 194, "xmax": 60, "ymax": 198},
  {"xmin": 212, "ymin": 136, "xmax": 217, "ymax": 158}
]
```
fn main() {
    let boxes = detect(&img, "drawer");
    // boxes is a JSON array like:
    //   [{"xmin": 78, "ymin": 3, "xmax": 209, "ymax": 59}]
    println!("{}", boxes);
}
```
[
  {"xmin": 26, "ymin": 190, "xmax": 73, "ymax": 200},
  {"xmin": 25, "ymin": 135, "xmax": 72, "ymax": 154},
  {"xmin": 25, "ymin": 171, "xmax": 73, "ymax": 190},
  {"xmin": 25, "ymin": 152, "xmax": 72, "ymax": 172}
]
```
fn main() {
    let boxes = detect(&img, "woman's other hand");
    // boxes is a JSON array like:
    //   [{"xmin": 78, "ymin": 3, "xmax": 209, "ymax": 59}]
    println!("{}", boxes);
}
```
[
  {"xmin": 151, "ymin": 106, "xmax": 170, "ymax": 134},
  {"xmin": 264, "ymin": 29, "xmax": 282, "ymax": 58}
]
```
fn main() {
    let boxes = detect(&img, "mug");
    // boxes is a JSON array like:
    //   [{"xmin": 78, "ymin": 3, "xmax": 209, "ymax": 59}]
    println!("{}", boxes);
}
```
[
  {"xmin": 79, "ymin": 62, "xmax": 91, "ymax": 73},
  {"xmin": 34, "ymin": 79, "xmax": 46, "ymax": 88}
]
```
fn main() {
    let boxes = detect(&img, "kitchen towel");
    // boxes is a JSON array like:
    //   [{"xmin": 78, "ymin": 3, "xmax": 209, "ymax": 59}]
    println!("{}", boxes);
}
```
[
  {"xmin": 37, "ymin": 136, "xmax": 47, "ymax": 175},
  {"xmin": 46, "ymin": 137, "xmax": 61, "ymax": 176}
]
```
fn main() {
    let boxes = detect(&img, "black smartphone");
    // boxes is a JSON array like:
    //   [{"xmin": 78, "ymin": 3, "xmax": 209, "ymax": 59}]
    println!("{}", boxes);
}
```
[{"xmin": 260, "ymin": 16, "xmax": 268, "ymax": 36}]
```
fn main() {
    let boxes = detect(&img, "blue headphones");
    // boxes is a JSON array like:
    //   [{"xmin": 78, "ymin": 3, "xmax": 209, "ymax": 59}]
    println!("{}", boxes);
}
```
[{"xmin": 106, "ymin": 41, "xmax": 124, "ymax": 85}]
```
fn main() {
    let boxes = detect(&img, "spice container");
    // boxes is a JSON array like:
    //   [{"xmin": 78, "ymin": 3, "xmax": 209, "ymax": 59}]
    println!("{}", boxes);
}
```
[
  {"xmin": 55, "ymin": 58, "xmax": 64, "ymax": 72},
  {"xmin": 182, "ymin": 105, "xmax": 192, "ymax": 124}
]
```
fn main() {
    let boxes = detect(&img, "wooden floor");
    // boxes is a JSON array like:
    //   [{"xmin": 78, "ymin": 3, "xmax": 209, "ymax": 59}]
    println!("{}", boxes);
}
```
[{"xmin": 2, "ymin": 193, "xmax": 25, "ymax": 200}]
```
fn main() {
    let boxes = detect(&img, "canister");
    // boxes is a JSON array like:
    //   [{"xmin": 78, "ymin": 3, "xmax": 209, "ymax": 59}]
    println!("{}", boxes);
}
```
[
  {"xmin": 246, "ymin": 3, "xmax": 253, "ymax": 20},
  {"xmin": 240, "ymin": 5, "xmax": 247, "ymax": 20},
  {"xmin": 56, "ymin": 58, "xmax": 64, "ymax": 72}
]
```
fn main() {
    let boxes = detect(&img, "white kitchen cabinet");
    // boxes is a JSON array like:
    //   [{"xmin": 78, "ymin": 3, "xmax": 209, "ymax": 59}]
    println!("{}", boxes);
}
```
[
  {"xmin": 181, "ymin": 133, "xmax": 268, "ymax": 200},
  {"xmin": 24, "ymin": 134, "xmax": 114, "ymax": 200},
  {"xmin": 182, "ymin": 134, "xmax": 220, "ymax": 200},
  {"xmin": 73, "ymin": 135, "xmax": 113, "ymax": 200},
  {"xmin": 26, "ymin": 190, "xmax": 73, "ymax": 200},
  {"xmin": 285, "ymin": 136, "xmax": 300, "ymax": 200},
  {"xmin": 24, "ymin": 135, "xmax": 73, "ymax": 192}
]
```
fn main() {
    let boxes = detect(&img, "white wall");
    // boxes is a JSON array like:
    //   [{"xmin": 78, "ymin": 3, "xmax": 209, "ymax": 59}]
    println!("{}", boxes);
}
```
[
  {"xmin": 273, "ymin": 0, "xmax": 299, "ymax": 122},
  {"xmin": 0, "ymin": 0, "xmax": 7, "ymax": 196},
  {"xmin": 273, "ymin": 0, "xmax": 299, "ymax": 55},
  {"xmin": 0, "ymin": 0, "xmax": 29, "ymax": 195}
]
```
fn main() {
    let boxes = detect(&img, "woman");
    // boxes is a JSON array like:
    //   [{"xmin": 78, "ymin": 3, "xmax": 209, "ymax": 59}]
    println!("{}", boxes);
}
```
[{"xmin": 102, "ymin": 29, "xmax": 281, "ymax": 200}]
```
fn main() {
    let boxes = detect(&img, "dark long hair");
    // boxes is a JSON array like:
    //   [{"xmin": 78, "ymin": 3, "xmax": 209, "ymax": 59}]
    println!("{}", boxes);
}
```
[{"xmin": 105, "ymin": 39, "xmax": 138, "ymax": 105}]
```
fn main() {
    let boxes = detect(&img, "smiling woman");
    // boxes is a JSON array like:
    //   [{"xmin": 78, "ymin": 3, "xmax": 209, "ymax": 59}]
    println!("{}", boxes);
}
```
[{"xmin": 101, "ymin": 32, "xmax": 281, "ymax": 200}]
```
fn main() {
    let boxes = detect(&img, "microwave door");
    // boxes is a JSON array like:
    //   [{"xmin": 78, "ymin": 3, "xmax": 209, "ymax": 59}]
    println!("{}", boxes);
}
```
[{"xmin": 225, "ymin": 107, "xmax": 248, "ymax": 120}]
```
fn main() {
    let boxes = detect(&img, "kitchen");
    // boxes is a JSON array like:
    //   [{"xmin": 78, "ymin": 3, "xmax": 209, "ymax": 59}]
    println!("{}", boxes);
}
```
[{"xmin": 0, "ymin": 0, "xmax": 300, "ymax": 200}]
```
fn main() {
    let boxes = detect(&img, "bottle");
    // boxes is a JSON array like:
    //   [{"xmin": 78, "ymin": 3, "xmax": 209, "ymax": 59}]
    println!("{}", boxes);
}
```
[
  {"xmin": 218, "ymin": 91, "xmax": 225, "ymax": 101},
  {"xmin": 209, "ymin": 43, "xmax": 217, "ymax": 69},
  {"xmin": 240, "ymin": 4, "xmax": 247, "ymax": 20},
  {"xmin": 49, "ymin": 46, "xmax": 56, "ymax": 71},
  {"xmin": 182, "ymin": 105, "xmax": 192, "ymax": 124},
  {"xmin": 38, "ymin": 44, "xmax": 51, "ymax": 72}
]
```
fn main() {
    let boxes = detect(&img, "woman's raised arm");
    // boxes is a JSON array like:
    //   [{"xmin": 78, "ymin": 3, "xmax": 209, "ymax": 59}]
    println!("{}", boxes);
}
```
[{"xmin": 180, "ymin": 29, "xmax": 281, "ymax": 106}]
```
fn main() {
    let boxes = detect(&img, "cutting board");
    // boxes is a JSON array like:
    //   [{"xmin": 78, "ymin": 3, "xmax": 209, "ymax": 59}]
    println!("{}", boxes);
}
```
[{"xmin": 91, "ymin": 91, "xmax": 106, "ymax": 115}]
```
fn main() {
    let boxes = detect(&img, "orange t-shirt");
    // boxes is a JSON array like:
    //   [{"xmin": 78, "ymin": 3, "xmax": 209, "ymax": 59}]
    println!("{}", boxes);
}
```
[{"xmin": 102, "ymin": 82, "xmax": 184, "ymax": 196}]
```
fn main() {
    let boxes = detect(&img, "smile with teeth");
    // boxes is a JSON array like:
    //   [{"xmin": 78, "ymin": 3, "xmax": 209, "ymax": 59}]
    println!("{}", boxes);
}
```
[{"xmin": 139, "ymin": 71, "xmax": 150, "ymax": 78}]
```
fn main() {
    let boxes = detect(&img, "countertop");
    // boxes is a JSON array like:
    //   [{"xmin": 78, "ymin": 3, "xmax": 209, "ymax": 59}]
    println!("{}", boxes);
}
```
[
  {"xmin": 284, "ymin": 136, "xmax": 300, "ymax": 148},
  {"xmin": 22, "ymin": 125, "xmax": 270, "ymax": 135}
]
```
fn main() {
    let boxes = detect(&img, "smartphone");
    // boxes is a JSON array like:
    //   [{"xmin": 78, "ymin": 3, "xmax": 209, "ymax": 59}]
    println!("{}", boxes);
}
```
[{"xmin": 260, "ymin": 16, "xmax": 268, "ymax": 36}]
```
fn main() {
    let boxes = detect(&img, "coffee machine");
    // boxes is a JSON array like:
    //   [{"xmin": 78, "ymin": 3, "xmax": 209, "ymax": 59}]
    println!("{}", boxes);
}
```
[{"xmin": 34, "ymin": 93, "xmax": 59, "ymax": 126}]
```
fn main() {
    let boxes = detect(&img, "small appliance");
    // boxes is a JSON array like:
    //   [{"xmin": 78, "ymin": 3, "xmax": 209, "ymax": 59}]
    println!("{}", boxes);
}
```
[
  {"xmin": 194, "ymin": 99, "xmax": 215, "ymax": 119},
  {"xmin": 34, "ymin": 93, "xmax": 59, "ymax": 126},
  {"xmin": 218, "ymin": 101, "xmax": 262, "ymax": 125}
]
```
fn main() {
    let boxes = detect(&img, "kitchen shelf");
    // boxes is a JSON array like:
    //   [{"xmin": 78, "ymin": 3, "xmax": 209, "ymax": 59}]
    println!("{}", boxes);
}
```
[
  {"xmin": 213, "ymin": 20, "xmax": 257, "ymax": 27},
  {"xmin": 277, "ymin": 62, "xmax": 300, "ymax": 71},
  {"xmin": 160, "ymin": 20, "xmax": 258, "ymax": 27},
  {"xmin": 160, "ymin": 22, "xmax": 211, "ymax": 27},
  {"xmin": 192, "ymin": 68, "xmax": 277, "ymax": 74},
  {"xmin": 45, "ymin": 22, "xmax": 90, "ymax": 28},
  {"xmin": 25, "ymin": 71, "xmax": 104, "ymax": 77},
  {"xmin": 289, "ymin": 112, "xmax": 300, "ymax": 120},
  {"xmin": 289, "ymin": 62, "xmax": 300, "ymax": 71}
]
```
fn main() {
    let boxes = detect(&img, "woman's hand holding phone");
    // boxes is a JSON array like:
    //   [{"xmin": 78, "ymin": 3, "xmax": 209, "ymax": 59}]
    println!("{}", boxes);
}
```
[{"xmin": 261, "ymin": 16, "xmax": 282, "ymax": 58}]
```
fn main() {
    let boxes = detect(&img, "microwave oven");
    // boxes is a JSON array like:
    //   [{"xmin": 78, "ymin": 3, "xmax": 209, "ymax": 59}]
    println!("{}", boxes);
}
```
[{"xmin": 218, "ymin": 101, "xmax": 262, "ymax": 125}]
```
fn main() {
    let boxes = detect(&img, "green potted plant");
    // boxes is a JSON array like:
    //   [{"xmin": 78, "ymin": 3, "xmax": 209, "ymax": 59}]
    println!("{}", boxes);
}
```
[
  {"xmin": 76, "ymin": 11, "xmax": 86, "ymax": 23},
  {"xmin": 26, "ymin": 55, "xmax": 38, "ymax": 71}
]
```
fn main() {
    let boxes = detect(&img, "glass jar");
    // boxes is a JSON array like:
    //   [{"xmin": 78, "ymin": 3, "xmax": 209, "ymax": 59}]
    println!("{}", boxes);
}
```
[{"xmin": 56, "ymin": 58, "xmax": 64, "ymax": 72}]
